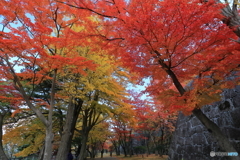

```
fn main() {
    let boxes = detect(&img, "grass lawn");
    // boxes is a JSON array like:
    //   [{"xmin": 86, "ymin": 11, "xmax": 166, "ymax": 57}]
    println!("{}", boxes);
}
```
[{"xmin": 114, "ymin": 154, "xmax": 168, "ymax": 160}]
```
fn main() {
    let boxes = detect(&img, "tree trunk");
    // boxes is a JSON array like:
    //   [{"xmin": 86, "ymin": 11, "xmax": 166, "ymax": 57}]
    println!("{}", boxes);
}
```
[
  {"xmin": 43, "ymin": 124, "xmax": 54, "ymax": 160},
  {"xmin": 77, "ymin": 132, "xmax": 89, "ymax": 160},
  {"xmin": 193, "ymin": 109, "xmax": 239, "ymax": 160},
  {"xmin": 112, "ymin": 141, "xmax": 120, "ymax": 156},
  {"xmin": 0, "ymin": 114, "xmax": 8, "ymax": 160},
  {"xmin": 57, "ymin": 108, "xmax": 64, "ymax": 137},
  {"xmin": 154, "ymin": 148, "xmax": 158, "ymax": 156},
  {"xmin": 8, "ymin": 66, "xmax": 57, "ymax": 160},
  {"xmin": 42, "ymin": 69, "xmax": 56, "ymax": 160},
  {"xmin": 56, "ymin": 99, "xmax": 83, "ymax": 160},
  {"xmin": 86, "ymin": 148, "xmax": 92, "ymax": 158},
  {"xmin": 38, "ymin": 145, "xmax": 45, "ymax": 160},
  {"xmin": 116, "ymin": 146, "xmax": 120, "ymax": 156},
  {"xmin": 163, "ymin": 66, "xmax": 239, "ymax": 159},
  {"xmin": 92, "ymin": 146, "xmax": 97, "ymax": 158},
  {"xmin": 101, "ymin": 149, "xmax": 104, "ymax": 158},
  {"xmin": 160, "ymin": 126, "xmax": 164, "ymax": 157},
  {"xmin": 76, "ymin": 143, "xmax": 81, "ymax": 159},
  {"xmin": 77, "ymin": 93, "xmax": 101, "ymax": 160},
  {"xmin": 56, "ymin": 104, "xmax": 74, "ymax": 160},
  {"xmin": 122, "ymin": 146, "xmax": 127, "ymax": 157},
  {"xmin": 146, "ymin": 139, "xmax": 150, "ymax": 155}
]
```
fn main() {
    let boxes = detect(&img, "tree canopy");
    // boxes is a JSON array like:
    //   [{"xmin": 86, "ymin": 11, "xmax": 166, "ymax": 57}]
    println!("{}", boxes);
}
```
[{"xmin": 0, "ymin": 0, "xmax": 240, "ymax": 160}]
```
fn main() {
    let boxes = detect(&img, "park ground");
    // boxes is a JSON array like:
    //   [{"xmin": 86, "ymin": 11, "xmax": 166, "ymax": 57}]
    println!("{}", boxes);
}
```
[{"xmin": 88, "ymin": 154, "xmax": 168, "ymax": 160}]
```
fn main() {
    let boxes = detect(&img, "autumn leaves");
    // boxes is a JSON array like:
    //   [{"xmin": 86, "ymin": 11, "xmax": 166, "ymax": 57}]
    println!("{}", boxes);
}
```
[{"xmin": 0, "ymin": 0, "xmax": 240, "ymax": 159}]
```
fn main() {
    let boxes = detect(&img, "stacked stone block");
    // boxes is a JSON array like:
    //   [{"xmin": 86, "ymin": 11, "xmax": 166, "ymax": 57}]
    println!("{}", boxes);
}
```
[{"xmin": 168, "ymin": 86, "xmax": 240, "ymax": 160}]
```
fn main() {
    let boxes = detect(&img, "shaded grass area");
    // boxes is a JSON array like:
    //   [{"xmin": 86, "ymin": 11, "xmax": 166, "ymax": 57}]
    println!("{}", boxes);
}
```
[{"xmin": 114, "ymin": 154, "xmax": 168, "ymax": 160}]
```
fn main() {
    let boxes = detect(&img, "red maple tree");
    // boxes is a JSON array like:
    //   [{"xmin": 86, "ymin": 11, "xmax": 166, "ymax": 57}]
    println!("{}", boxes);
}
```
[{"xmin": 60, "ymin": 0, "xmax": 240, "ymax": 155}]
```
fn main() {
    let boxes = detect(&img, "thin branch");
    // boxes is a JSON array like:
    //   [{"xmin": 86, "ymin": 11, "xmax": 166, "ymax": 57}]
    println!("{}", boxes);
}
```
[{"xmin": 56, "ymin": 0, "xmax": 118, "ymax": 19}]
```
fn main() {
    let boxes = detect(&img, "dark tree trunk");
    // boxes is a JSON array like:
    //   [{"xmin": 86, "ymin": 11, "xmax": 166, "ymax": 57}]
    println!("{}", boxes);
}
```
[
  {"xmin": 56, "ymin": 99, "xmax": 83, "ymax": 160},
  {"xmin": 0, "ymin": 114, "xmax": 8, "ymax": 160},
  {"xmin": 112, "ymin": 141, "xmax": 120, "ymax": 156},
  {"xmin": 88, "ymin": 145, "xmax": 97, "ymax": 158},
  {"xmin": 146, "ymin": 138, "xmax": 150, "ymax": 155},
  {"xmin": 92, "ymin": 146, "xmax": 97, "ymax": 158},
  {"xmin": 38, "ymin": 145, "xmax": 45, "ymax": 160},
  {"xmin": 86, "ymin": 148, "xmax": 92, "ymax": 158},
  {"xmin": 123, "ymin": 146, "xmax": 127, "ymax": 157},
  {"xmin": 77, "ymin": 131, "xmax": 89, "ymax": 160},
  {"xmin": 101, "ymin": 149, "xmax": 104, "ymax": 158},
  {"xmin": 76, "ymin": 143, "xmax": 81, "ymax": 159},
  {"xmin": 163, "ymin": 66, "xmax": 239, "ymax": 160},
  {"xmin": 77, "ymin": 92, "xmax": 101, "ymax": 160},
  {"xmin": 57, "ymin": 108, "xmax": 64, "ymax": 137},
  {"xmin": 160, "ymin": 126, "xmax": 164, "ymax": 156},
  {"xmin": 116, "ymin": 148, "xmax": 120, "ymax": 156},
  {"xmin": 193, "ymin": 109, "xmax": 239, "ymax": 160}
]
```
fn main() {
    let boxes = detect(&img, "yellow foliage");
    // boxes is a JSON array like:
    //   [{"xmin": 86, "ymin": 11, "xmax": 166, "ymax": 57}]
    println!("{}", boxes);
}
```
[
  {"xmin": 57, "ymin": 41, "xmax": 133, "ymax": 117},
  {"xmin": 3, "ymin": 118, "xmax": 45, "ymax": 157},
  {"xmin": 88, "ymin": 122, "xmax": 111, "ymax": 145}
]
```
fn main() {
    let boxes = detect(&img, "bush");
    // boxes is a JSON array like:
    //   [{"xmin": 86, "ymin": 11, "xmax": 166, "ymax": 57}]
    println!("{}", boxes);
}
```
[{"xmin": 134, "ymin": 146, "xmax": 146, "ymax": 155}]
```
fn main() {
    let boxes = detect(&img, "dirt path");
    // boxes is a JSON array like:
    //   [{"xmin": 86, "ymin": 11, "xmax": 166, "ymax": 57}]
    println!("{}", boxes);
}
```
[{"xmin": 87, "ymin": 156, "xmax": 119, "ymax": 160}]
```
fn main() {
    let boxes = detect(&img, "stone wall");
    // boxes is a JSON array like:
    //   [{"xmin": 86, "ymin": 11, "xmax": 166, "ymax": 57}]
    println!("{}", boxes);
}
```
[{"xmin": 168, "ymin": 86, "xmax": 240, "ymax": 160}]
